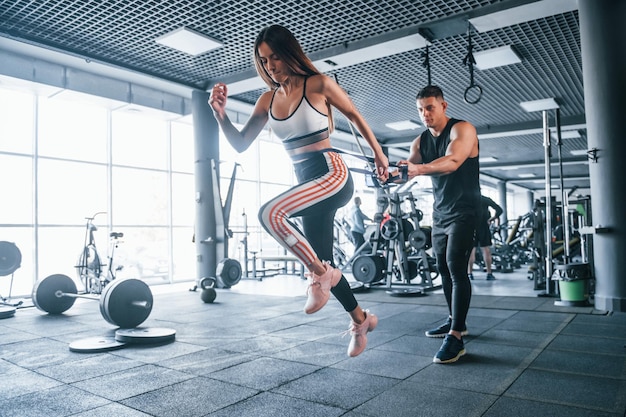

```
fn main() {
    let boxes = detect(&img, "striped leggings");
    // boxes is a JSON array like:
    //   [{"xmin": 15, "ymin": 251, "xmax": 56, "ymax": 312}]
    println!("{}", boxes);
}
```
[{"xmin": 258, "ymin": 150, "xmax": 357, "ymax": 311}]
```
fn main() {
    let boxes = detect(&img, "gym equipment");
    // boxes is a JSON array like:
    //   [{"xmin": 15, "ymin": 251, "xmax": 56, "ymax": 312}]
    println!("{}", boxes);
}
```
[
  {"xmin": 115, "ymin": 327, "xmax": 176, "ymax": 345},
  {"xmin": 190, "ymin": 161, "xmax": 242, "ymax": 299},
  {"xmin": 351, "ymin": 183, "xmax": 440, "ymax": 296},
  {"xmin": 198, "ymin": 277, "xmax": 217, "ymax": 303},
  {"xmin": 462, "ymin": 23, "xmax": 482, "ymax": 104},
  {"xmin": 32, "ymin": 274, "xmax": 153, "ymax": 328},
  {"xmin": 75, "ymin": 212, "xmax": 125, "ymax": 294},
  {"xmin": 69, "ymin": 336, "xmax": 126, "ymax": 353},
  {"xmin": 0, "ymin": 241, "xmax": 24, "ymax": 307},
  {"xmin": 0, "ymin": 306, "xmax": 16, "ymax": 319}
]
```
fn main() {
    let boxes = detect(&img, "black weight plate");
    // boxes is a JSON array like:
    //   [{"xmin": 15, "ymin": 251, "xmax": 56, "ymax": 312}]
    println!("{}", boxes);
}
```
[
  {"xmin": 32, "ymin": 274, "xmax": 77, "ymax": 314},
  {"xmin": 216, "ymin": 258, "xmax": 242, "ymax": 288},
  {"xmin": 100, "ymin": 279, "xmax": 153, "ymax": 328},
  {"xmin": 0, "ymin": 241, "xmax": 21, "ymax": 276},
  {"xmin": 352, "ymin": 255, "xmax": 385, "ymax": 283},
  {"xmin": 115, "ymin": 327, "xmax": 176, "ymax": 345},
  {"xmin": 69, "ymin": 336, "xmax": 126, "ymax": 353},
  {"xmin": 0, "ymin": 306, "xmax": 16, "ymax": 319},
  {"xmin": 386, "ymin": 288, "xmax": 426, "ymax": 297}
]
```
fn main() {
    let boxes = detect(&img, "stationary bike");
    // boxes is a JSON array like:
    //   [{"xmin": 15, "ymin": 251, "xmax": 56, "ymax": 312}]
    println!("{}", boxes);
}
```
[{"xmin": 75, "ymin": 212, "xmax": 124, "ymax": 294}]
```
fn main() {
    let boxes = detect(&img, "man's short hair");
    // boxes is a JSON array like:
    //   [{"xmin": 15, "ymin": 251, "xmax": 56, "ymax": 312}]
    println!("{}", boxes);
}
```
[{"xmin": 416, "ymin": 85, "xmax": 444, "ymax": 100}]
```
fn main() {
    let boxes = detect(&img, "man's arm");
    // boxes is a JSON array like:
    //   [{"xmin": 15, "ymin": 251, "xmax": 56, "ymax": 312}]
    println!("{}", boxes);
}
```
[{"xmin": 399, "ymin": 121, "xmax": 478, "ymax": 179}]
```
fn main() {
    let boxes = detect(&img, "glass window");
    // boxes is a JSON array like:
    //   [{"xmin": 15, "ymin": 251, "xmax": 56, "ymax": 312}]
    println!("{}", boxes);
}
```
[
  {"xmin": 38, "ymin": 96, "xmax": 108, "ymax": 162},
  {"xmin": 0, "ymin": 87, "xmax": 34, "ymax": 155},
  {"xmin": 111, "ymin": 167, "xmax": 168, "ymax": 225},
  {"xmin": 111, "ymin": 226, "xmax": 169, "ymax": 284},
  {"xmin": 0, "ymin": 154, "xmax": 33, "ymax": 223},
  {"xmin": 37, "ymin": 159, "xmax": 108, "ymax": 225},
  {"xmin": 172, "ymin": 227, "xmax": 195, "ymax": 282},
  {"xmin": 172, "ymin": 172, "xmax": 194, "ymax": 226},
  {"xmin": 259, "ymin": 141, "xmax": 293, "ymax": 185},
  {"xmin": 112, "ymin": 111, "xmax": 167, "ymax": 169},
  {"xmin": 171, "ymin": 120, "xmax": 194, "ymax": 173}
]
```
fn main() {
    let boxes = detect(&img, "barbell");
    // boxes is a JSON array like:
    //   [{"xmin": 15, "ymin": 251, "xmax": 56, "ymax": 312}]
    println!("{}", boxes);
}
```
[{"xmin": 32, "ymin": 274, "xmax": 153, "ymax": 328}]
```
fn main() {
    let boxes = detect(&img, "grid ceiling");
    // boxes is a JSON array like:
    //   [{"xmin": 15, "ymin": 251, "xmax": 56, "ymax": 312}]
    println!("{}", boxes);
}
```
[{"xmin": 0, "ymin": 0, "xmax": 589, "ymax": 192}]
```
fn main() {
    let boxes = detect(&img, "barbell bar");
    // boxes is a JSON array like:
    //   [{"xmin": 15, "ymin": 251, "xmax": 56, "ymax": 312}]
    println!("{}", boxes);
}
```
[{"xmin": 32, "ymin": 274, "xmax": 153, "ymax": 328}]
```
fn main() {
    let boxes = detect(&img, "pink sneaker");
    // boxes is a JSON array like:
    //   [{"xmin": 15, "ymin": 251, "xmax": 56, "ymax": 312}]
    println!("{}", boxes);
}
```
[
  {"xmin": 303, "ymin": 261, "xmax": 342, "ymax": 314},
  {"xmin": 347, "ymin": 310, "xmax": 378, "ymax": 357}
]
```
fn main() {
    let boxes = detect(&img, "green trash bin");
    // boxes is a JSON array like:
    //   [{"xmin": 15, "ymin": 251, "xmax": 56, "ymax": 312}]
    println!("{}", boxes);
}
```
[{"xmin": 553, "ymin": 262, "xmax": 592, "ymax": 307}]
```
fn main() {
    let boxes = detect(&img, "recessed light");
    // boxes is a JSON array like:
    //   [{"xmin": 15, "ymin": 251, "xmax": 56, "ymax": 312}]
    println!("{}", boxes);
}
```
[
  {"xmin": 469, "ymin": 0, "xmax": 578, "ymax": 32},
  {"xmin": 479, "ymin": 156, "xmax": 498, "ymax": 163},
  {"xmin": 551, "ymin": 130, "xmax": 581, "ymax": 139},
  {"xmin": 385, "ymin": 120, "xmax": 421, "ymax": 131},
  {"xmin": 520, "ymin": 98, "xmax": 559, "ymax": 112},
  {"xmin": 570, "ymin": 149, "xmax": 587, "ymax": 156},
  {"xmin": 474, "ymin": 46, "xmax": 521, "ymax": 70},
  {"xmin": 156, "ymin": 27, "xmax": 222, "ymax": 56},
  {"xmin": 518, "ymin": 173, "xmax": 536, "ymax": 178}
]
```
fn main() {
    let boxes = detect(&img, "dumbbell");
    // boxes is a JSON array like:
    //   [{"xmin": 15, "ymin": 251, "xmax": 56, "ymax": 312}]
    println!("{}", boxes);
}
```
[{"xmin": 32, "ymin": 274, "xmax": 153, "ymax": 328}]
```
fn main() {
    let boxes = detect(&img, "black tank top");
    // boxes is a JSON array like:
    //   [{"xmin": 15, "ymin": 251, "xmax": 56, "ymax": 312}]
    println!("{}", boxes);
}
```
[{"xmin": 419, "ymin": 118, "xmax": 480, "ymax": 225}]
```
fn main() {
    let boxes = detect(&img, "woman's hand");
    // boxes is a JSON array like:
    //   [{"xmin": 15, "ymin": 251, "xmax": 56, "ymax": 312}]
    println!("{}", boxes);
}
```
[
  {"xmin": 374, "ymin": 154, "xmax": 389, "ymax": 184},
  {"xmin": 208, "ymin": 83, "xmax": 228, "ymax": 121}
]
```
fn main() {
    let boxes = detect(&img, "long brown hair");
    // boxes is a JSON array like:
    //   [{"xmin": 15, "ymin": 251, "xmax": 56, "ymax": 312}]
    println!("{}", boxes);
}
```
[{"xmin": 253, "ymin": 24, "xmax": 334, "ymax": 131}]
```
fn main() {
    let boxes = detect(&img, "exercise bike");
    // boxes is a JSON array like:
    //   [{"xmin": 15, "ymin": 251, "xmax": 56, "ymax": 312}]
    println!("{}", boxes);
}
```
[{"xmin": 75, "ymin": 212, "xmax": 124, "ymax": 294}]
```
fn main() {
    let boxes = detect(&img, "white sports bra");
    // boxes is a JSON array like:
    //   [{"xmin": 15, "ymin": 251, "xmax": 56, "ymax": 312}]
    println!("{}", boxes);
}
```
[{"xmin": 267, "ymin": 77, "xmax": 329, "ymax": 151}]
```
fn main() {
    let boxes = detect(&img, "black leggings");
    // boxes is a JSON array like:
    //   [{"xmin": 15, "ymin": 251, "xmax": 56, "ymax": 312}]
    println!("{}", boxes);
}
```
[{"xmin": 432, "ymin": 216, "xmax": 475, "ymax": 332}]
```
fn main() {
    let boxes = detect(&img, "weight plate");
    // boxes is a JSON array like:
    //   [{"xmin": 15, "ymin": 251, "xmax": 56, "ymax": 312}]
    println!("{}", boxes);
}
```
[
  {"xmin": 351, "ymin": 255, "xmax": 385, "ymax": 283},
  {"xmin": 115, "ymin": 327, "xmax": 176, "ymax": 345},
  {"xmin": 408, "ymin": 229, "xmax": 427, "ymax": 250},
  {"xmin": 201, "ymin": 287, "xmax": 216, "ymax": 303},
  {"xmin": 32, "ymin": 274, "xmax": 77, "ymax": 314},
  {"xmin": 69, "ymin": 336, "xmax": 126, "ymax": 353},
  {"xmin": 216, "ymin": 258, "xmax": 242, "ymax": 288},
  {"xmin": 386, "ymin": 288, "xmax": 426, "ymax": 297},
  {"xmin": 100, "ymin": 278, "xmax": 153, "ymax": 328},
  {"xmin": 0, "ymin": 241, "xmax": 21, "ymax": 276},
  {"xmin": 0, "ymin": 306, "xmax": 16, "ymax": 319}
]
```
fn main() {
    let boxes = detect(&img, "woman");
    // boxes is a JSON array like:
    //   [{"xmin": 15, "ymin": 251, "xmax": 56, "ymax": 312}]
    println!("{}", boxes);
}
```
[{"xmin": 209, "ymin": 24, "xmax": 388, "ymax": 357}]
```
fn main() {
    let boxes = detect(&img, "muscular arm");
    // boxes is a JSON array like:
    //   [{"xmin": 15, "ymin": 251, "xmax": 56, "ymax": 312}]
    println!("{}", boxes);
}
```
[
  {"xmin": 399, "ymin": 121, "xmax": 478, "ymax": 179},
  {"xmin": 209, "ymin": 83, "xmax": 270, "ymax": 153}
]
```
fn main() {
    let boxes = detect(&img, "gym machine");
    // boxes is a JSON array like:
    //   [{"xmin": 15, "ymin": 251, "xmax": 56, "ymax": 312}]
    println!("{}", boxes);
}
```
[
  {"xmin": 190, "ymin": 161, "xmax": 243, "ymax": 302},
  {"xmin": 350, "ymin": 179, "xmax": 439, "ymax": 296}
]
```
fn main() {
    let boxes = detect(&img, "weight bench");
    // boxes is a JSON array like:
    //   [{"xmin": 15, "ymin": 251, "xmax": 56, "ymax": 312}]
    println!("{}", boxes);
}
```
[{"xmin": 247, "ymin": 254, "xmax": 305, "ymax": 280}]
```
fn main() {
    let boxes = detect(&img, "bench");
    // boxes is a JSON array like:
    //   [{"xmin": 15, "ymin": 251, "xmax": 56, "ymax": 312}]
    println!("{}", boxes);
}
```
[{"xmin": 246, "ymin": 253, "xmax": 305, "ymax": 280}]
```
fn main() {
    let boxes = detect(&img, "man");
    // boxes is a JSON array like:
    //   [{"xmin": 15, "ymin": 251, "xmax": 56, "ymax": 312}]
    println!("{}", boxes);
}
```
[
  {"xmin": 349, "ymin": 196, "xmax": 371, "ymax": 251},
  {"xmin": 396, "ymin": 85, "xmax": 480, "ymax": 364},
  {"xmin": 468, "ymin": 195, "xmax": 503, "ymax": 281}
]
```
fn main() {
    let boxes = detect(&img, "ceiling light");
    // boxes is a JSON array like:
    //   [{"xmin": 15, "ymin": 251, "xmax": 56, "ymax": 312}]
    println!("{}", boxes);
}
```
[
  {"xmin": 312, "ymin": 33, "xmax": 426, "ymax": 72},
  {"xmin": 156, "ymin": 27, "xmax": 222, "ymax": 56},
  {"xmin": 520, "ymin": 98, "xmax": 559, "ymax": 112},
  {"xmin": 469, "ymin": 0, "xmax": 578, "ymax": 32},
  {"xmin": 474, "ymin": 46, "xmax": 521, "ymax": 70},
  {"xmin": 385, "ymin": 120, "xmax": 421, "ymax": 131},
  {"xmin": 479, "ymin": 156, "xmax": 498, "ymax": 163},
  {"xmin": 518, "ymin": 173, "xmax": 536, "ymax": 178},
  {"xmin": 570, "ymin": 149, "xmax": 587, "ymax": 156},
  {"xmin": 551, "ymin": 130, "xmax": 581, "ymax": 139}
]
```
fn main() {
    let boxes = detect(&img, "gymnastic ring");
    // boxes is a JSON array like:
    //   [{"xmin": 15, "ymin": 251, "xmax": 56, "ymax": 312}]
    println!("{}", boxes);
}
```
[{"xmin": 464, "ymin": 84, "xmax": 483, "ymax": 104}]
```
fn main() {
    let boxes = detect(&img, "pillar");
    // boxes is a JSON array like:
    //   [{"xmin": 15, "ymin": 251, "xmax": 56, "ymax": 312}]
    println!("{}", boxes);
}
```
[
  {"xmin": 579, "ymin": 0, "xmax": 626, "ymax": 311},
  {"xmin": 191, "ymin": 90, "xmax": 220, "ymax": 281}
]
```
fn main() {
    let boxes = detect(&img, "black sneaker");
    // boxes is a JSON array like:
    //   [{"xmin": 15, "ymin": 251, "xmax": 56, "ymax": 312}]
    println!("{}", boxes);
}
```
[
  {"xmin": 468, "ymin": 273, "xmax": 474, "ymax": 280},
  {"xmin": 486, "ymin": 273, "xmax": 496, "ymax": 281},
  {"xmin": 425, "ymin": 317, "xmax": 469, "ymax": 338},
  {"xmin": 433, "ymin": 334, "xmax": 466, "ymax": 364}
]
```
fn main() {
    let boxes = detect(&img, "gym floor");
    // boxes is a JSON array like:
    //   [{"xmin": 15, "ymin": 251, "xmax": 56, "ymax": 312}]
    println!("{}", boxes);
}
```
[{"xmin": 1, "ymin": 269, "xmax": 625, "ymax": 417}]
